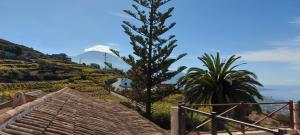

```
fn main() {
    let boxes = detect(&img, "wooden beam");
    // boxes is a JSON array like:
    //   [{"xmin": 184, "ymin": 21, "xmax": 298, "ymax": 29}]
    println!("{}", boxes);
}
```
[
  {"xmin": 171, "ymin": 107, "xmax": 179, "ymax": 135},
  {"xmin": 289, "ymin": 100, "xmax": 296, "ymax": 130}
]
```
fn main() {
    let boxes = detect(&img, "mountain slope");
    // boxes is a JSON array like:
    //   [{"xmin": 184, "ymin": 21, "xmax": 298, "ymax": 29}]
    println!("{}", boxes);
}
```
[
  {"xmin": 0, "ymin": 38, "xmax": 96, "ymax": 83},
  {"xmin": 0, "ymin": 39, "xmax": 44, "ymax": 58},
  {"xmin": 71, "ymin": 51, "xmax": 186, "ymax": 84},
  {"xmin": 71, "ymin": 51, "xmax": 130, "ymax": 70}
]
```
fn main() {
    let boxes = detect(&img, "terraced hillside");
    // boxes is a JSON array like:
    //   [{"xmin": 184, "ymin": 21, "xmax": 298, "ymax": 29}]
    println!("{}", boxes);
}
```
[{"xmin": 0, "ymin": 39, "xmax": 120, "ymax": 103}]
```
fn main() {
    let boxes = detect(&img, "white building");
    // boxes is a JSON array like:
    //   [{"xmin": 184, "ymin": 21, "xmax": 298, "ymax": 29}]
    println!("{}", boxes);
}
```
[{"xmin": 120, "ymin": 78, "xmax": 132, "ymax": 88}]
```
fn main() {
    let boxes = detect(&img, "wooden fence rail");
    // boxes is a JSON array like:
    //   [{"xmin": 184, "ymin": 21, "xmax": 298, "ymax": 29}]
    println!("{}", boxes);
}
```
[{"xmin": 175, "ymin": 101, "xmax": 297, "ymax": 135}]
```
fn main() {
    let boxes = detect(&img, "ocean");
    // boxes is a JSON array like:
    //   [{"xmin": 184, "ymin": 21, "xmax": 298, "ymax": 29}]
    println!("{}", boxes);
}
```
[{"xmin": 259, "ymin": 85, "xmax": 300, "ymax": 101}]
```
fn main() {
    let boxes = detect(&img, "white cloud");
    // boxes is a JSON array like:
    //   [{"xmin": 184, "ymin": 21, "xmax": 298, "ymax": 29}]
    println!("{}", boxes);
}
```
[
  {"xmin": 269, "ymin": 36, "xmax": 300, "ymax": 47},
  {"xmin": 289, "ymin": 17, "xmax": 300, "ymax": 25},
  {"xmin": 284, "ymin": 79, "xmax": 299, "ymax": 83},
  {"xmin": 106, "ymin": 42, "xmax": 119, "ymax": 46},
  {"xmin": 84, "ymin": 45, "xmax": 115, "ymax": 54},
  {"xmin": 109, "ymin": 12, "xmax": 131, "ymax": 19},
  {"xmin": 239, "ymin": 47, "xmax": 300, "ymax": 70},
  {"xmin": 240, "ymin": 35, "xmax": 300, "ymax": 70}
]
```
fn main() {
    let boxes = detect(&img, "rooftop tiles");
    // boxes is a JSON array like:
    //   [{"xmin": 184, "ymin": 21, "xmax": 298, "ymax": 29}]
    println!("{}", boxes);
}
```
[{"xmin": 0, "ymin": 88, "xmax": 167, "ymax": 135}]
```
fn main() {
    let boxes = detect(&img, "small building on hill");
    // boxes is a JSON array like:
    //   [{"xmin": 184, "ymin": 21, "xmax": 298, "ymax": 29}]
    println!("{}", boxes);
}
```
[
  {"xmin": 0, "ymin": 51, "xmax": 17, "ymax": 58},
  {"xmin": 120, "ymin": 78, "xmax": 132, "ymax": 88},
  {"xmin": 47, "ymin": 53, "xmax": 71, "ymax": 62}
]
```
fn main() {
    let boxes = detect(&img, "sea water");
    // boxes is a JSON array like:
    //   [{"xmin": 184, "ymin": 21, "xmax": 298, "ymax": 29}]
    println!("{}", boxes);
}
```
[{"xmin": 259, "ymin": 85, "xmax": 300, "ymax": 101}]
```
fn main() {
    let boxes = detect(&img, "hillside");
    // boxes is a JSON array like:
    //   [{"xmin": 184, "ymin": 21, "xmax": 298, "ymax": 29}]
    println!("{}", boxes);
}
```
[
  {"xmin": 0, "ymin": 39, "xmax": 44, "ymax": 59},
  {"xmin": 0, "ymin": 39, "xmax": 77, "ymax": 82},
  {"xmin": 0, "ymin": 39, "xmax": 116, "ymax": 83},
  {"xmin": 0, "ymin": 39, "xmax": 120, "ymax": 102}
]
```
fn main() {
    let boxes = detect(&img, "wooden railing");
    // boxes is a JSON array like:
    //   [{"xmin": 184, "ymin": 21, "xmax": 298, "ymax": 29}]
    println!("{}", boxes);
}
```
[{"xmin": 177, "ymin": 101, "xmax": 296, "ymax": 135}]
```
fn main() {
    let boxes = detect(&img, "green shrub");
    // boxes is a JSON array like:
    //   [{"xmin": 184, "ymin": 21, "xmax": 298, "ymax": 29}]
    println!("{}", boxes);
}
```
[
  {"xmin": 162, "ymin": 93, "xmax": 184, "ymax": 104},
  {"xmin": 150, "ymin": 101, "xmax": 212, "ymax": 131},
  {"xmin": 151, "ymin": 102, "xmax": 172, "ymax": 129},
  {"xmin": 276, "ymin": 113, "xmax": 290, "ymax": 125}
]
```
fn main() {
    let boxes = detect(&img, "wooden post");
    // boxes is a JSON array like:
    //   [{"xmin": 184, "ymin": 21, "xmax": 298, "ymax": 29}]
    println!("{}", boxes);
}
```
[
  {"xmin": 240, "ymin": 102, "xmax": 245, "ymax": 134},
  {"xmin": 178, "ymin": 102, "xmax": 186, "ymax": 135},
  {"xmin": 211, "ymin": 112, "xmax": 217, "ymax": 135},
  {"xmin": 178, "ymin": 102, "xmax": 185, "ymax": 135},
  {"xmin": 289, "ymin": 100, "xmax": 296, "ymax": 129},
  {"xmin": 171, "ymin": 106, "xmax": 179, "ymax": 135},
  {"xmin": 297, "ymin": 101, "xmax": 300, "ymax": 130},
  {"xmin": 178, "ymin": 102, "xmax": 182, "ymax": 135}
]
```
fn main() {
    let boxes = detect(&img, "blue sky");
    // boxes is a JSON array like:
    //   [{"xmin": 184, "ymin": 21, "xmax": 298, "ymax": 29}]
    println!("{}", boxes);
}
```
[{"xmin": 0, "ymin": 0, "xmax": 300, "ymax": 86}]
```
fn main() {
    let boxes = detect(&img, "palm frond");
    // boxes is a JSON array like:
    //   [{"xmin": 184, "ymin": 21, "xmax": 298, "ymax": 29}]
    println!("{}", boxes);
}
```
[{"xmin": 181, "ymin": 53, "xmax": 263, "ymax": 113}]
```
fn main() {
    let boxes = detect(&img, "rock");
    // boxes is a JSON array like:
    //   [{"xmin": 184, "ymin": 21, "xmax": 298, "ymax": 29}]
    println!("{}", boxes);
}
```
[
  {"xmin": 25, "ymin": 90, "xmax": 46, "ymax": 102},
  {"xmin": 12, "ymin": 91, "xmax": 26, "ymax": 108}
]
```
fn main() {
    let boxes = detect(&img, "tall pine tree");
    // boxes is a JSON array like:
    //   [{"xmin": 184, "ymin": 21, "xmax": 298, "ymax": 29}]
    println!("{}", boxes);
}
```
[{"xmin": 111, "ymin": 0, "xmax": 186, "ymax": 117}]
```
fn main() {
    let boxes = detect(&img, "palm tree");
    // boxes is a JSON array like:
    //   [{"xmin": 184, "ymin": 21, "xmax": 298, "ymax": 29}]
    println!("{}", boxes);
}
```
[{"xmin": 178, "ymin": 53, "xmax": 263, "ymax": 114}]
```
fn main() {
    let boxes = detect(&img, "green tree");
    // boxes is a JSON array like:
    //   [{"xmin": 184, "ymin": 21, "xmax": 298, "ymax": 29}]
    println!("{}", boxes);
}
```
[
  {"xmin": 111, "ymin": 0, "xmax": 186, "ymax": 117},
  {"xmin": 126, "ymin": 66, "xmax": 146, "ymax": 103},
  {"xmin": 90, "ymin": 63, "xmax": 101, "ymax": 69},
  {"xmin": 179, "ymin": 53, "xmax": 263, "ymax": 114},
  {"xmin": 14, "ymin": 46, "xmax": 23, "ymax": 56}
]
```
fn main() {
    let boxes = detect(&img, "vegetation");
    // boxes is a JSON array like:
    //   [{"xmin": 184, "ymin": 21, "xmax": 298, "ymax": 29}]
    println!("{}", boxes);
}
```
[
  {"xmin": 179, "ymin": 53, "xmax": 263, "ymax": 113},
  {"xmin": 90, "ymin": 63, "xmax": 101, "ymax": 69},
  {"xmin": 0, "ymin": 67, "xmax": 120, "ymax": 103},
  {"xmin": 0, "ymin": 38, "xmax": 83, "ymax": 84},
  {"xmin": 0, "ymin": 38, "xmax": 122, "ymax": 103},
  {"xmin": 151, "ymin": 93, "xmax": 183, "ymax": 129},
  {"xmin": 111, "ymin": 0, "xmax": 186, "ymax": 117},
  {"xmin": 177, "ymin": 53, "xmax": 264, "ymax": 130},
  {"xmin": 0, "ymin": 39, "xmax": 44, "ymax": 59}
]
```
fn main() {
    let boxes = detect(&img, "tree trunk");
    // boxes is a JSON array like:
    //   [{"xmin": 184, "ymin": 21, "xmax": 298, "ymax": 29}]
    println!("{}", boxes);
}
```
[
  {"xmin": 145, "ymin": 83, "xmax": 152, "ymax": 117},
  {"xmin": 212, "ymin": 106, "xmax": 225, "ymax": 130},
  {"xmin": 212, "ymin": 89, "xmax": 226, "ymax": 130},
  {"xmin": 145, "ymin": 0, "xmax": 155, "ymax": 118}
]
